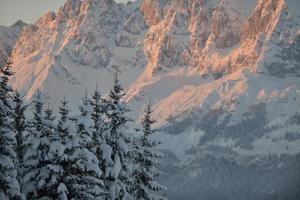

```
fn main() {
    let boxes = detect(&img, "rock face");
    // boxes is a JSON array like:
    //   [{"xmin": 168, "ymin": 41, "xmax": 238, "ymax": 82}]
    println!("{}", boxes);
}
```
[
  {"xmin": 9, "ymin": 0, "xmax": 147, "ymax": 102},
  {"xmin": 1, "ymin": 0, "xmax": 300, "ymax": 199},
  {"xmin": 8, "ymin": 0, "xmax": 300, "ymax": 100},
  {"xmin": 0, "ymin": 20, "xmax": 26, "ymax": 67}
]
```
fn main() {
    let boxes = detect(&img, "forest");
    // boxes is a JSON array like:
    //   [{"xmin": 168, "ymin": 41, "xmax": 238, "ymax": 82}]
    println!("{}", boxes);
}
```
[{"xmin": 0, "ymin": 61, "xmax": 166, "ymax": 200}]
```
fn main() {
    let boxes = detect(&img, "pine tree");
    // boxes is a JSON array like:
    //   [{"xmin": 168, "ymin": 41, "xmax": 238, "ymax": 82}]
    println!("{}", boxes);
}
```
[
  {"xmin": 0, "ymin": 61, "xmax": 22, "ymax": 200},
  {"xmin": 90, "ymin": 86, "xmax": 107, "ymax": 140},
  {"xmin": 11, "ymin": 91, "xmax": 28, "ymax": 200},
  {"xmin": 22, "ymin": 91, "xmax": 50, "ymax": 199},
  {"xmin": 104, "ymin": 71, "xmax": 134, "ymax": 200},
  {"xmin": 22, "ymin": 91, "xmax": 42, "ymax": 198},
  {"xmin": 23, "ymin": 92, "xmax": 66, "ymax": 199},
  {"xmin": 132, "ymin": 102, "xmax": 165, "ymax": 200},
  {"xmin": 0, "ymin": 61, "xmax": 14, "ymax": 107},
  {"xmin": 12, "ymin": 92, "xmax": 28, "ymax": 170},
  {"xmin": 44, "ymin": 106, "xmax": 66, "ymax": 199},
  {"xmin": 56, "ymin": 97, "xmax": 74, "ymax": 200},
  {"xmin": 65, "ymin": 94, "xmax": 105, "ymax": 199},
  {"xmin": 90, "ymin": 86, "xmax": 110, "ymax": 187}
]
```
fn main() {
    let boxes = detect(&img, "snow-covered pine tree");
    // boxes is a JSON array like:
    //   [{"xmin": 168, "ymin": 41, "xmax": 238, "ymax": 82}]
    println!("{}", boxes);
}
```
[
  {"xmin": 104, "ymin": 70, "xmax": 134, "ymax": 200},
  {"xmin": 132, "ymin": 102, "xmax": 165, "ymax": 200},
  {"xmin": 0, "ymin": 61, "xmax": 14, "ymax": 108},
  {"xmin": 23, "ymin": 92, "xmax": 66, "ymax": 199},
  {"xmin": 91, "ymin": 86, "xmax": 107, "ymax": 140},
  {"xmin": 56, "ymin": 97, "xmax": 74, "ymax": 200},
  {"xmin": 11, "ymin": 91, "xmax": 28, "ymax": 200},
  {"xmin": 43, "ymin": 106, "xmax": 66, "ymax": 199},
  {"xmin": 90, "ymin": 86, "xmax": 111, "ymax": 189},
  {"xmin": 65, "ymin": 94, "xmax": 105, "ymax": 199},
  {"xmin": 0, "ymin": 61, "xmax": 22, "ymax": 200},
  {"xmin": 22, "ymin": 91, "xmax": 42, "ymax": 198},
  {"xmin": 12, "ymin": 92, "xmax": 28, "ymax": 170},
  {"xmin": 22, "ymin": 91, "xmax": 53, "ymax": 199}
]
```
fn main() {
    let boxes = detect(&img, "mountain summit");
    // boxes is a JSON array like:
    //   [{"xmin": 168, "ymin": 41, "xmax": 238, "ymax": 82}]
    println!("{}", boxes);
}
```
[
  {"xmin": 9, "ymin": 0, "xmax": 300, "ymax": 101},
  {"xmin": 0, "ymin": 20, "xmax": 26, "ymax": 66}
]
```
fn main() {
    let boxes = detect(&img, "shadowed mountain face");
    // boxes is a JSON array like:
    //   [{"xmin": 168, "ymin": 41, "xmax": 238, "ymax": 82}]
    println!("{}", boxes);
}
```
[
  {"xmin": 1, "ymin": 0, "xmax": 300, "ymax": 199},
  {"xmin": 161, "ymin": 151, "xmax": 300, "ymax": 200}
]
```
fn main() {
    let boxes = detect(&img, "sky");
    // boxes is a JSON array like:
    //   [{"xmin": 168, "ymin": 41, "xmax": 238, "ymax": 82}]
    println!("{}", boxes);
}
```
[{"xmin": 0, "ymin": 0, "xmax": 129, "ymax": 26}]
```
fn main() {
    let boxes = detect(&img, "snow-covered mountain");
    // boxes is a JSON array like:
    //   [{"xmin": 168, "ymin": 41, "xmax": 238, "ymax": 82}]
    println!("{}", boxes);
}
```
[
  {"xmin": 0, "ymin": 20, "xmax": 26, "ymax": 67},
  {"xmin": 2, "ymin": 0, "xmax": 300, "ymax": 199},
  {"xmin": 9, "ymin": 0, "xmax": 146, "ymax": 103}
]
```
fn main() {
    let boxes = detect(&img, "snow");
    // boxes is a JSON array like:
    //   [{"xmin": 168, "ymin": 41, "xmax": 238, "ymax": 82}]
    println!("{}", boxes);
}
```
[
  {"xmin": 101, "ymin": 143, "xmax": 113, "ymax": 164},
  {"xmin": 236, "ymin": 135, "xmax": 300, "ymax": 156},
  {"xmin": 57, "ymin": 183, "xmax": 68, "ymax": 200},
  {"xmin": 224, "ymin": 0, "xmax": 257, "ymax": 16},
  {"xmin": 157, "ymin": 127, "xmax": 204, "ymax": 161},
  {"xmin": 0, "ymin": 193, "xmax": 9, "ymax": 200},
  {"xmin": 113, "ymin": 154, "xmax": 122, "ymax": 179},
  {"xmin": 1, "ymin": 0, "xmax": 300, "ymax": 198},
  {"xmin": 48, "ymin": 141, "xmax": 65, "ymax": 159}
]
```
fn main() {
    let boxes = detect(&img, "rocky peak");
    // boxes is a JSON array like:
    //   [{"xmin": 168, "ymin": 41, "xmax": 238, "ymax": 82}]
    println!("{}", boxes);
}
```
[
  {"xmin": 4, "ymin": 0, "xmax": 300, "ymax": 106},
  {"xmin": 140, "ymin": 0, "xmax": 253, "ymax": 76},
  {"xmin": 242, "ymin": 0, "xmax": 286, "ymax": 41},
  {"xmin": 56, "ymin": 0, "xmax": 82, "ymax": 22},
  {"xmin": 35, "ymin": 12, "xmax": 56, "ymax": 28},
  {"xmin": 0, "ymin": 20, "xmax": 27, "ymax": 67},
  {"xmin": 210, "ymin": 1, "xmax": 242, "ymax": 48},
  {"xmin": 237, "ymin": 0, "xmax": 300, "ymax": 77},
  {"xmin": 11, "ymin": 20, "xmax": 27, "ymax": 30},
  {"xmin": 140, "ymin": 0, "xmax": 169, "ymax": 26}
]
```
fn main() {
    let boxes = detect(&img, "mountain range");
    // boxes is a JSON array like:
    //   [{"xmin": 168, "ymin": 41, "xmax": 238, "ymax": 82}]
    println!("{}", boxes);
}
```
[{"xmin": 1, "ymin": 0, "xmax": 300, "ymax": 199}]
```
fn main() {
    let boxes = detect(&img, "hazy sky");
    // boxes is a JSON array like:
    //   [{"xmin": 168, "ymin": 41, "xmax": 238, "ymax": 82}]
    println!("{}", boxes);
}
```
[{"xmin": 0, "ymin": 0, "xmax": 130, "ymax": 26}]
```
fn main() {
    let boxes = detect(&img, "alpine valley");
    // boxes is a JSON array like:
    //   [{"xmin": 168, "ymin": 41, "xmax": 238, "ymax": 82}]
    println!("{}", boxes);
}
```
[{"xmin": 2, "ymin": 0, "xmax": 300, "ymax": 199}]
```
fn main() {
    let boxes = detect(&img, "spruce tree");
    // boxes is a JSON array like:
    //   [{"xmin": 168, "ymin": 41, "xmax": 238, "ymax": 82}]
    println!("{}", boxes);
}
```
[
  {"xmin": 22, "ymin": 91, "xmax": 41, "ymax": 198},
  {"xmin": 90, "ymin": 86, "xmax": 110, "ymax": 188},
  {"xmin": 104, "ymin": 71, "xmax": 134, "ymax": 200},
  {"xmin": 22, "ymin": 91, "xmax": 50, "ymax": 199},
  {"xmin": 0, "ymin": 61, "xmax": 22, "ymax": 200},
  {"xmin": 0, "ymin": 61, "xmax": 14, "ymax": 107},
  {"xmin": 11, "ymin": 91, "xmax": 28, "ymax": 200},
  {"xmin": 90, "ymin": 86, "xmax": 107, "ymax": 140},
  {"xmin": 132, "ymin": 102, "xmax": 165, "ymax": 200},
  {"xmin": 44, "ymin": 106, "xmax": 66, "ymax": 199},
  {"xmin": 66, "ymin": 94, "xmax": 105, "ymax": 199},
  {"xmin": 56, "ymin": 97, "xmax": 74, "ymax": 200},
  {"xmin": 12, "ymin": 92, "xmax": 28, "ymax": 170},
  {"xmin": 23, "ymin": 92, "xmax": 67, "ymax": 199}
]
